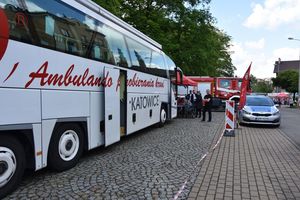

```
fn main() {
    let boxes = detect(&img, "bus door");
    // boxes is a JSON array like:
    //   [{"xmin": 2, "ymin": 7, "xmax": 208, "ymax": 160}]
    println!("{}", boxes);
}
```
[
  {"xmin": 119, "ymin": 70, "xmax": 127, "ymax": 137},
  {"xmin": 104, "ymin": 67, "xmax": 120, "ymax": 146},
  {"xmin": 171, "ymin": 83, "xmax": 177, "ymax": 118}
]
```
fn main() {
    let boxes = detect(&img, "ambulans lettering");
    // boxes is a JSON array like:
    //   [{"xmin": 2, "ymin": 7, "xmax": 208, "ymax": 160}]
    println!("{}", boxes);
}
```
[
  {"xmin": 131, "ymin": 95, "xmax": 159, "ymax": 111},
  {"xmin": 24, "ymin": 61, "xmax": 113, "ymax": 88}
]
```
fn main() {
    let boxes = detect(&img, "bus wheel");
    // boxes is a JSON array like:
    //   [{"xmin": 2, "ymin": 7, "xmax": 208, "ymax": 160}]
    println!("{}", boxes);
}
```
[
  {"xmin": 0, "ymin": 135, "xmax": 25, "ymax": 199},
  {"xmin": 48, "ymin": 124, "xmax": 84, "ymax": 171},
  {"xmin": 159, "ymin": 106, "xmax": 167, "ymax": 127}
]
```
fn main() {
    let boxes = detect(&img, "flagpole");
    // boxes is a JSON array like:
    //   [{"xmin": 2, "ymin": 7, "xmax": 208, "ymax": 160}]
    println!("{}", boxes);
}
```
[
  {"xmin": 238, "ymin": 62, "xmax": 252, "ymax": 111},
  {"xmin": 237, "ymin": 62, "xmax": 252, "ymax": 127}
]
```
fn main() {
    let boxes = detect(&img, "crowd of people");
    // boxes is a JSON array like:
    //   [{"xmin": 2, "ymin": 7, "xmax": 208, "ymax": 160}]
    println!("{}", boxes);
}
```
[
  {"xmin": 272, "ymin": 97, "xmax": 297, "ymax": 107},
  {"xmin": 178, "ymin": 89, "xmax": 212, "ymax": 122}
]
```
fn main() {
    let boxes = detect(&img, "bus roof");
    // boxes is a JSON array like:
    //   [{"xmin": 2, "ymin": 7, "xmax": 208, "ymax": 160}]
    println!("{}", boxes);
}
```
[{"xmin": 75, "ymin": 0, "xmax": 162, "ymax": 50}]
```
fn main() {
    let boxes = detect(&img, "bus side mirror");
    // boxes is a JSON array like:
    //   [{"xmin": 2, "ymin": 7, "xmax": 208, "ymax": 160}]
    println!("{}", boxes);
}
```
[{"xmin": 176, "ymin": 67, "xmax": 183, "ymax": 85}]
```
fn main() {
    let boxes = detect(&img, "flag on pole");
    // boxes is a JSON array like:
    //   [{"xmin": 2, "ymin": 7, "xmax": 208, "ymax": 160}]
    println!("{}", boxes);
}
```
[{"xmin": 238, "ymin": 62, "xmax": 252, "ymax": 110}]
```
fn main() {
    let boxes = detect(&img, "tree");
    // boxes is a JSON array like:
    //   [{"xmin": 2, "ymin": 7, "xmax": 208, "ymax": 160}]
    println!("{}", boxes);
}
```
[
  {"xmin": 250, "ymin": 74, "xmax": 257, "ymax": 86},
  {"xmin": 252, "ymin": 80, "xmax": 273, "ymax": 93},
  {"xmin": 92, "ymin": 0, "xmax": 122, "ymax": 16},
  {"xmin": 92, "ymin": 0, "xmax": 235, "ymax": 77},
  {"xmin": 272, "ymin": 70, "xmax": 299, "ymax": 99},
  {"xmin": 250, "ymin": 75, "xmax": 273, "ymax": 93}
]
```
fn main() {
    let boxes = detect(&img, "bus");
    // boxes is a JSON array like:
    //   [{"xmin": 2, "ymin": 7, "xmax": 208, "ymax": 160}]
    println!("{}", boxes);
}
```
[{"xmin": 0, "ymin": 0, "xmax": 180, "ymax": 197}]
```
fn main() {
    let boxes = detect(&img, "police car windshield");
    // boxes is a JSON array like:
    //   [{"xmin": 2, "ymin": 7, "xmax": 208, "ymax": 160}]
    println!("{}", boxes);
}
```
[{"xmin": 246, "ymin": 96, "xmax": 274, "ymax": 106}]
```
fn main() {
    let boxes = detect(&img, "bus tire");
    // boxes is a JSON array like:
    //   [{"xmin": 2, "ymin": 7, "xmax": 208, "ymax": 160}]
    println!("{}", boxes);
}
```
[
  {"xmin": 0, "ymin": 135, "xmax": 25, "ymax": 199},
  {"xmin": 48, "ymin": 124, "xmax": 84, "ymax": 172},
  {"xmin": 158, "ymin": 106, "xmax": 167, "ymax": 127}
]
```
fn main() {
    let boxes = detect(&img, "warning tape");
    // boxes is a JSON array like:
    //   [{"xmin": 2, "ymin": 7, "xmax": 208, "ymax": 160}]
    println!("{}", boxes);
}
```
[
  {"xmin": 173, "ymin": 154, "xmax": 207, "ymax": 200},
  {"xmin": 212, "ymin": 130, "xmax": 224, "ymax": 150},
  {"xmin": 173, "ymin": 129, "xmax": 225, "ymax": 200}
]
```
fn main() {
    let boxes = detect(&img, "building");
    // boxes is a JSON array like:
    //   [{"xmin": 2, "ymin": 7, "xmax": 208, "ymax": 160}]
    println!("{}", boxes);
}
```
[
  {"xmin": 273, "ymin": 60, "xmax": 300, "ymax": 76},
  {"xmin": 273, "ymin": 59, "xmax": 300, "ymax": 96}
]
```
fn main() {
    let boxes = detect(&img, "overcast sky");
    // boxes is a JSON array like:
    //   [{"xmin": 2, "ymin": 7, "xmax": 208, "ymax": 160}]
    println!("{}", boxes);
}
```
[{"xmin": 209, "ymin": 0, "xmax": 300, "ymax": 79}]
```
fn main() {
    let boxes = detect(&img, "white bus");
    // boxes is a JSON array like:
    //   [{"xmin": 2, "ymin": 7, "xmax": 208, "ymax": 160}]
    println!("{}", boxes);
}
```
[{"xmin": 0, "ymin": 0, "xmax": 180, "ymax": 197}]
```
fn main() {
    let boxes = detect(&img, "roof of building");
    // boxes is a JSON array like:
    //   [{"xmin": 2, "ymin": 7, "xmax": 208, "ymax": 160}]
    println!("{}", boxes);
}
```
[{"xmin": 273, "ymin": 60, "xmax": 300, "ymax": 73}]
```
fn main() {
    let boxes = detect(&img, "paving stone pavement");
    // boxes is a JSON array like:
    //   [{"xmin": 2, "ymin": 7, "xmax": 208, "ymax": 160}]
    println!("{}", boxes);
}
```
[
  {"xmin": 188, "ymin": 125, "xmax": 300, "ymax": 200},
  {"xmin": 4, "ymin": 113, "xmax": 224, "ymax": 200}
]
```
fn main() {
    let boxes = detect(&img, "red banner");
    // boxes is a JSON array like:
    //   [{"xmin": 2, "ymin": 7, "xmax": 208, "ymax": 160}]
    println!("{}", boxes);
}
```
[{"xmin": 238, "ymin": 63, "xmax": 252, "ymax": 110}]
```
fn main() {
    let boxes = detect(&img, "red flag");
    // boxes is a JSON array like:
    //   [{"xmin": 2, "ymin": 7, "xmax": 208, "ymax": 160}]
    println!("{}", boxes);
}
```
[{"xmin": 238, "ymin": 62, "xmax": 252, "ymax": 110}]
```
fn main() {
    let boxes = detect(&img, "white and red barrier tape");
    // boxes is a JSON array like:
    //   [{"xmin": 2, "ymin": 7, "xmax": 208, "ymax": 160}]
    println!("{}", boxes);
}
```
[
  {"xmin": 173, "ymin": 101, "xmax": 236, "ymax": 199},
  {"xmin": 173, "ymin": 128, "xmax": 224, "ymax": 200}
]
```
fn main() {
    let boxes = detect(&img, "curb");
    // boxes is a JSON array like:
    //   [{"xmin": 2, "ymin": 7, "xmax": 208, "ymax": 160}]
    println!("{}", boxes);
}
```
[{"xmin": 277, "ymin": 128, "xmax": 300, "ymax": 151}]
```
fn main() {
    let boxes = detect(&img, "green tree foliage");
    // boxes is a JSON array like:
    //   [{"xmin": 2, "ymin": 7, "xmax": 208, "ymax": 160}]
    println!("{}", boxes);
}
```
[
  {"xmin": 92, "ymin": 0, "xmax": 122, "ymax": 16},
  {"xmin": 272, "ymin": 70, "xmax": 299, "ymax": 97},
  {"xmin": 252, "ymin": 81, "xmax": 273, "ymax": 93},
  {"xmin": 92, "ymin": 0, "xmax": 235, "ymax": 77},
  {"xmin": 250, "ymin": 74, "xmax": 257, "ymax": 86},
  {"xmin": 250, "ymin": 75, "xmax": 273, "ymax": 93}
]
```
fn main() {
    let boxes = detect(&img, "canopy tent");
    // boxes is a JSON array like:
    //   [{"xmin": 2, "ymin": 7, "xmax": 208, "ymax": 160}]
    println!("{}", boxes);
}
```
[
  {"xmin": 277, "ymin": 92, "xmax": 289, "ymax": 98},
  {"xmin": 175, "ymin": 73, "xmax": 197, "ymax": 86},
  {"xmin": 269, "ymin": 92, "xmax": 290, "ymax": 98},
  {"xmin": 181, "ymin": 75, "xmax": 197, "ymax": 86}
]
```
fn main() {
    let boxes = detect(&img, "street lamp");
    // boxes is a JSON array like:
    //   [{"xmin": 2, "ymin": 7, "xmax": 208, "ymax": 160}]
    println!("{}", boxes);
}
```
[
  {"xmin": 277, "ymin": 58, "xmax": 281, "ymax": 93},
  {"xmin": 288, "ymin": 37, "xmax": 300, "ymax": 106}
]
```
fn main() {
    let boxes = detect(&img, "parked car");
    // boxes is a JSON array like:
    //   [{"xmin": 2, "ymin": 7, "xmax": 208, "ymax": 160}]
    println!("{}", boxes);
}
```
[{"xmin": 238, "ymin": 95, "xmax": 280, "ymax": 127}]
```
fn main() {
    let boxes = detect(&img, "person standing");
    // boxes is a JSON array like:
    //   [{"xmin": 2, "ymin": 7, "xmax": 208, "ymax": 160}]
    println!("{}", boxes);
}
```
[
  {"xmin": 191, "ymin": 90, "xmax": 197, "ymax": 116},
  {"xmin": 195, "ymin": 91, "xmax": 203, "ymax": 118},
  {"xmin": 186, "ymin": 90, "xmax": 192, "ymax": 101},
  {"xmin": 187, "ymin": 90, "xmax": 197, "ymax": 116},
  {"xmin": 202, "ymin": 89, "xmax": 212, "ymax": 122}
]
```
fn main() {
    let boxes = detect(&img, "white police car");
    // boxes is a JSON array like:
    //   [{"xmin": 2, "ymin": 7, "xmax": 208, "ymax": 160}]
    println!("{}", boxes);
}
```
[{"xmin": 238, "ymin": 95, "xmax": 280, "ymax": 127}]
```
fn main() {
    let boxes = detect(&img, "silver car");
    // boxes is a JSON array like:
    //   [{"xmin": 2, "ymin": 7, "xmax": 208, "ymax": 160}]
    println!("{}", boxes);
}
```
[{"xmin": 238, "ymin": 95, "xmax": 280, "ymax": 127}]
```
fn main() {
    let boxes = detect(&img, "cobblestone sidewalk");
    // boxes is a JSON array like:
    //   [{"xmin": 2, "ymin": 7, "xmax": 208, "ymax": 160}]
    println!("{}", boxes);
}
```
[
  {"xmin": 5, "ymin": 113, "xmax": 224, "ymax": 200},
  {"xmin": 188, "ymin": 125, "xmax": 300, "ymax": 200}
]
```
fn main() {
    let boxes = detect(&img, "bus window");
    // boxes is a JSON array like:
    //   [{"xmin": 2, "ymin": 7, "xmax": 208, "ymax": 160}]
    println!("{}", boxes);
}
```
[
  {"xmin": 126, "ymin": 37, "xmax": 151, "ymax": 70},
  {"xmin": 149, "ymin": 51, "xmax": 167, "ymax": 77},
  {"xmin": 92, "ymin": 45, "xmax": 101, "ymax": 60},
  {"xmin": 45, "ymin": 16, "xmax": 55, "ymax": 36},
  {"xmin": 89, "ymin": 30, "xmax": 113, "ymax": 63},
  {"xmin": 0, "ymin": 0, "xmax": 114, "ymax": 62},
  {"xmin": 102, "ymin": 26, "xmax": 131, "ymax": 68},
  {"xmin": 26, "ymin": 0, "xmax": 86, "ymax": 55},
  {"xmin": 166, "ymin": 55, "xmax": 176, "ymax": 78},
  {"xmin": 0, "ymin": 0, "xmax": 18, "ymax": 8},
  {"xmin": 1, "ymin": 3, "xmax": 33, "ymax": 44}
]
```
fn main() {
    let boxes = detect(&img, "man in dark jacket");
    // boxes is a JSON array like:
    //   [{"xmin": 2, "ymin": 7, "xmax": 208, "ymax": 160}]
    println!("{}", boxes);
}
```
[
  {"xmin": 202, "ymin": 89, "xmax": 212, "ymax": 122},
  {"xmin": 195, "ymin": 91, "xmax": 203, "ymax": 118},
  {"xmin": 186, "ymin": 90, "xmax": 197, "ymax": 116}
]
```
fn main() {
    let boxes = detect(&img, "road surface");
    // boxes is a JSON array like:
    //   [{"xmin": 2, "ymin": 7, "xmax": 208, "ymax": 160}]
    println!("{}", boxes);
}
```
[{"xmin": 279, "ymin": 107, "xmax": 300, "ymax": 147}]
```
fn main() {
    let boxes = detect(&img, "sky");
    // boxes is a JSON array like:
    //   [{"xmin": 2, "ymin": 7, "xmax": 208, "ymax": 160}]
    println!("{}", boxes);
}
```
[{"xmin": 209, "ymin": 0, "xmax": 300, "ymax": 79}]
